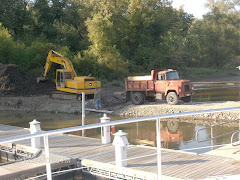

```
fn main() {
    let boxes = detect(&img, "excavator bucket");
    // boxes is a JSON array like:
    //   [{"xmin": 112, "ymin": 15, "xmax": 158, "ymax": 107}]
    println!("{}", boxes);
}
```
[{"xmin": 37, "ymin": 77, "xmax": 48, "ymax": 83}]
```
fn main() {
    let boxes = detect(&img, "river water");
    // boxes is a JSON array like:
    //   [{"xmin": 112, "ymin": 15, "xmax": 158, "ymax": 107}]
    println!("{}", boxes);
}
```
[
  {"xmin": 193, "ymin": 86, "xmax": 240, "ymax": 102},
  {"xmin": 0, "ymin": 111, "xmax": 238, "ymax": 154},
  {"xmin": 0, "ymin": 82, "xmax": 240, "ymax": 155}
]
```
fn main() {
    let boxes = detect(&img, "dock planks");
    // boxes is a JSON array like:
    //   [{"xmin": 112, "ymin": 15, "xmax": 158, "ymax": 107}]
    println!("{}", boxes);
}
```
[{"xmin": 0, "ymin": 124, "xmax": 240, "ymax": 179}]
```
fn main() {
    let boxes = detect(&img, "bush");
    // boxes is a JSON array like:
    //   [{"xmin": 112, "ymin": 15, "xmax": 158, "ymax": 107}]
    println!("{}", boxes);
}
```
[{"xmin": 0, "ymin": 23, "xmax": 15, "ymax": 64}]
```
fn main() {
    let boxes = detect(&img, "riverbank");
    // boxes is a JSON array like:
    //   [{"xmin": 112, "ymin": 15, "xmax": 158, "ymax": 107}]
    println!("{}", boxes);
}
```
[
  {"xmin": 1, "ymin": 94, "xmax": 240, "ymax": 122},
  {"xmin": 1, "ymin": 63, "xmax": 240, "ymax": 121},
  {"xmin": 0, "ymin": 84, "xmax": 126, "ymax": 114}
]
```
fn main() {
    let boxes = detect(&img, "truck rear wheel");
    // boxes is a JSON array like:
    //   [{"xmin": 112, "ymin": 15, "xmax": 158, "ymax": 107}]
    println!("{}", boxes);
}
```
[
  {"xmin": 166, "ymin": 92, "xmax": 179, "ymax": 105},
  {"xmin": 181, "ymin": 96, "xmax": 192, "ymax": 103},
  {"xmin": 131, "ymin": 92, "xmax": 145, "ymax": 105}
]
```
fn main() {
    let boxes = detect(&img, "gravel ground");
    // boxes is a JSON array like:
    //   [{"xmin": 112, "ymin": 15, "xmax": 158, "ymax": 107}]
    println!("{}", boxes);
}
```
[{"xmin": 113, "ymin": 100, "xmax": 240, "ymax": 122}]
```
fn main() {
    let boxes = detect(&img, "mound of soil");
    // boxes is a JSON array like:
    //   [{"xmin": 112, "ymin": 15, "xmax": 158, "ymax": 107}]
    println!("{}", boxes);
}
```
[
  {"xmin": 0, "ymin": 63, "xmax": 55, "ymax": 96},
  {"xmin": 101, "ymin": 86, "xmax": 126, "ymax": 107}
]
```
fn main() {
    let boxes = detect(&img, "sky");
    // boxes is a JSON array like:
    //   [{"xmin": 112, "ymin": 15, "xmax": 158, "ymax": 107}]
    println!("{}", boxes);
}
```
[{"xmin": 171, "ymin": 0, "xmax": 210, "ymax": 18}]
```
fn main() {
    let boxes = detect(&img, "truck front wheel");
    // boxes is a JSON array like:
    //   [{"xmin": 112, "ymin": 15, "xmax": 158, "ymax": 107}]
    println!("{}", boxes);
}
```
[
  {"xmin": 131, "ymin": 92, "xmax": 145, "ymax": 105},
  {"xmin": 166, "ymin": 92, "xmax": 179, "ymax": 105}
]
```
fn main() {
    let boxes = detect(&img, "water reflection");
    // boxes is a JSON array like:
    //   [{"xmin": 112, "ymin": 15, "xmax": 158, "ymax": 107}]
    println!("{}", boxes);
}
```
[
  {"xmin": 193, "ymin": 87, "xmax": 240, "ymax": 102},
  {"xmin": 0, "ymin": 112, "xmax": 239, "ymax": 154}
]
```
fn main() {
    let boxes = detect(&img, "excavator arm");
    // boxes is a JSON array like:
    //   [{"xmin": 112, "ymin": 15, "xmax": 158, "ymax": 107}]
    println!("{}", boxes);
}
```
[{"xmin": 37, "ymin": 50, "xmax": 77, "ymax": 82}]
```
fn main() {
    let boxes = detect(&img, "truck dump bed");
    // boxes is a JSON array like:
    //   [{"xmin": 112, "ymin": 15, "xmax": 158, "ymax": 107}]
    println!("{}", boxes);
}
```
[{"xmin": 125, "ymin": 77, "xmax": 154, "ymax": 92}]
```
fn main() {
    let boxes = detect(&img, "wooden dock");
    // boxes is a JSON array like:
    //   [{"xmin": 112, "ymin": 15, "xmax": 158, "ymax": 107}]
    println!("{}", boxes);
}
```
[{"xmin": 0, "ymin": 124, "xmax": 240, "ymax": 179}]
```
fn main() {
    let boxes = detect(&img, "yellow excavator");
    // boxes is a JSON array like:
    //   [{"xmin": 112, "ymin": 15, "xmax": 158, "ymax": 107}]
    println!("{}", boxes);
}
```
[{"xmin": 37, "ymin": 50, "xmax": 101, "ymax": 99}]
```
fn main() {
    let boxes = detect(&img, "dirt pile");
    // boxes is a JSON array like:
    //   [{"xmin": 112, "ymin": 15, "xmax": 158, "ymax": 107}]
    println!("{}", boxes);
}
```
[
  {"xmin": 101, "ymin": 85, "xmax": 126, "ymax": 107},
  {"xmin": 0, "ymin": 63, "xmax": 55, "ymax": 96}
]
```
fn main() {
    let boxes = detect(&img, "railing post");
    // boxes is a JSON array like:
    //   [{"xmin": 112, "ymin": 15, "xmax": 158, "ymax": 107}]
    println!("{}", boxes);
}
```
[
  {"xmin": 82, "ymin": 92, "xmax": 85, "ymax": 137},
  {"xmin": 238, "ymin": 114, "xmax": 240, "ymax": 141},
  {"xmin": 29, "ymin": 119, "xmax": 41, "ymax": 149},
  {"xmin": 44, "ymin": 135, "xmax": 52, "ymax": 180},
  {"xmin": 156, "ymin": 118, "xmax": 162, "ymax": 180},
  {"xmin": 211, "ymin": 126, "xmax": 214, "ymax": 150},
  {"xmin": 100, "ymin": 113, "xmax": 111, "ymax": 144},
  {"xmin": 112, "ymin": 130, "xmax": 129, "ymax": 168}
]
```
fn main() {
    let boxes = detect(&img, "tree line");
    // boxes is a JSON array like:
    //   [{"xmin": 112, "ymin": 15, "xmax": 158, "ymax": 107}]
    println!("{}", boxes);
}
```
[{"xmin": 0, "ymin": 0, "xmax": 240, "ymax": 82}]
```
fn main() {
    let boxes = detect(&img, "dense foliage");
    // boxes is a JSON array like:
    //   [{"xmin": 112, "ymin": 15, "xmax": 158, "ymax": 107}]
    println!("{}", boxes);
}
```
[{"xmin": 0, "ymin": 0, "xmax": 240, "ymax": 81}]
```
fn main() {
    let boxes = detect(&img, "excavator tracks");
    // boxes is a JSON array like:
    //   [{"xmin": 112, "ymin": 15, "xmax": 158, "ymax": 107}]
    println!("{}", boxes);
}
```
[{"xmin": 50, "ymin": 91, "xmax": 82, "ymax": 100}]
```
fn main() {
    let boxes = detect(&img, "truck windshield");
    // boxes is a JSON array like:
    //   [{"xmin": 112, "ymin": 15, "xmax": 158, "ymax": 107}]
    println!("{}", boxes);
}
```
[{"xmin": 166, "ymin": 71, "xmax": 179, "ymax": 80}]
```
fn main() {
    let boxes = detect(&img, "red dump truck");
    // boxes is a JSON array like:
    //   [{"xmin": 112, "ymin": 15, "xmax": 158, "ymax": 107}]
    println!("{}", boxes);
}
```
[{"xmin": 125, "ymin": 69, "xmax": 194, "ymax": 105}]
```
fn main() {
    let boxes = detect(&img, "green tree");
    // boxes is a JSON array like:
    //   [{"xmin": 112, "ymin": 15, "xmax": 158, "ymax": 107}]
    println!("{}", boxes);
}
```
[
  {"xmin": 59, "ymin": 0, "xmax": 91, "ymax": 51},
  {"xmin": 122, "ymin": 1, "xmax": 193, "ymax": 71},
  {"xmin": 189, "ymin": 1, "xmax": 240, "ymax": 67},
  {"xmin": 84, "ymin": 1, "xmax": 128, "ymax": 78},
  {"xmin": 0, "ymin": 0, "xmax": 33, "ymax": 36},
  {"xmin": 33, "ymin": 0, "xmax": 67, "ymax": 40},
  {"xmin": 0, "ymin": 23, "xmax": 15, "ymax": 64}
]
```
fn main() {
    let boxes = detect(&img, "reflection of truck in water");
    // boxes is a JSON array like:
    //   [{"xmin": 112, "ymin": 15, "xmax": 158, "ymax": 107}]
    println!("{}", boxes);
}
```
[
  {"xmin": 125, "ymin": 69, "xmax": 194, "ymax": 105},
  {"xmin": 133, "ymin": 120, "xmax": 183, "ymax": 148},
  {"xmin": 161, "ymin": 121, "xmax": 183, "ymax": 148},
  {"xmin": 82, "ymin": 119, "xmax": 185, "ymax": 150}
]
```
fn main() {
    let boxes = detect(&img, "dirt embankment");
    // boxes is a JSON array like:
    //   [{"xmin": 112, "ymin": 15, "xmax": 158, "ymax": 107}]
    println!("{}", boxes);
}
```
[
  {"xmin": 0, "ymin": 63, "xmax": 55, "ymax": 96},
  {"xmin": 1, "ymin": 63, "xmax": 240, "ymax": 121}
]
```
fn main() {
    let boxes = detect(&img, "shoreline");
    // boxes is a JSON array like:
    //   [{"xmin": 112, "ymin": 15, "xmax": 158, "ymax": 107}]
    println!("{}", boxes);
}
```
[
  {"xmin": 113, "ymin": 100, "xmax": 240, "ymax": 121},
  {"xmin": 1, "ymin": 95, "xmax": 240, "ymax": 122},
  {"xmin": 1, "ymin": 74, "xmax": 240, "ymax": 121}
]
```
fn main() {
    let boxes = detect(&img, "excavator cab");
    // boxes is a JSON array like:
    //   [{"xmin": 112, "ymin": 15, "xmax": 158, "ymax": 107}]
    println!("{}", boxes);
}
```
[{"xmin": 56, "ymin": 69, "xmax": 72, "ymax": 88}]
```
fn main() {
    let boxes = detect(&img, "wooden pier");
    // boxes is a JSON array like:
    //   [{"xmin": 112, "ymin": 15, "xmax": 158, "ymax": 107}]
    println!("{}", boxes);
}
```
[{"xmin": 1, "ymin": 124, "xmax": 240, "ymax": 179}]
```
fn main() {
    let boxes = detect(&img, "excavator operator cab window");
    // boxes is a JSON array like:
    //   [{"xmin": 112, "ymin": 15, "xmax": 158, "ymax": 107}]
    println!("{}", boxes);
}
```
[{"xmin": 57, "ymin": 71, "xmax": 65, "ymax": 87}]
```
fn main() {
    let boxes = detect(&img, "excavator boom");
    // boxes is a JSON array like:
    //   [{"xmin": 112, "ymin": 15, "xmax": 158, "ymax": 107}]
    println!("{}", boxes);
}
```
[{"xmin": 43, "ymin": 50, "xmax": 77, "ymax": 78}]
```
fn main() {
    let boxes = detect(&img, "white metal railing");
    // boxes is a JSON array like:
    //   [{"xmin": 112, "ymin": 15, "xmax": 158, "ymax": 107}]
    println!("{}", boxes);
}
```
[
  {"xmin": 196, "ymin": 119, "xmax": 240, "ymax": 150},
  {"xmin": 1, "ymin": 107, "xmax": 240, "ymax": 180},
  {"xmin": 196, "ymin": 119, "xmax": 240, "ymax": 142},
  {"xmin": 231, "ymin": 130, "xmax": 240, "ymax": 146}
]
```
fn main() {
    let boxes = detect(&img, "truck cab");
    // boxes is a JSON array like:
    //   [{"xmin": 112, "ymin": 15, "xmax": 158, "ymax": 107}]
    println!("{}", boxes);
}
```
[
  {"xmin": 154, "ymin": 69, "xmax": 194, "ymax": 104},
  {"xmin": 125, "ymin": 69, "xmax": 194, "ymax": 105}
]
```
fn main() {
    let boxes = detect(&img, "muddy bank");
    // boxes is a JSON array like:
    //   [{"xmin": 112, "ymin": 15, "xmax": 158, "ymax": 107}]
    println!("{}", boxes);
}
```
[
  {"xmin": 0, "ymin": 85, "xmax": 125, "ymax": 114},
  {"xmin": 0, "ymin": 96, "xmax": 84, "ymax": 114}
]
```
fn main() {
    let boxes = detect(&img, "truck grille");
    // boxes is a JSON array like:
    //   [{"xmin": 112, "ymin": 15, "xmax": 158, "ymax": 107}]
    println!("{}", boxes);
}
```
[{"xmin": 183, "ymin": 83, "xmax": 190, "ymax": 92}]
